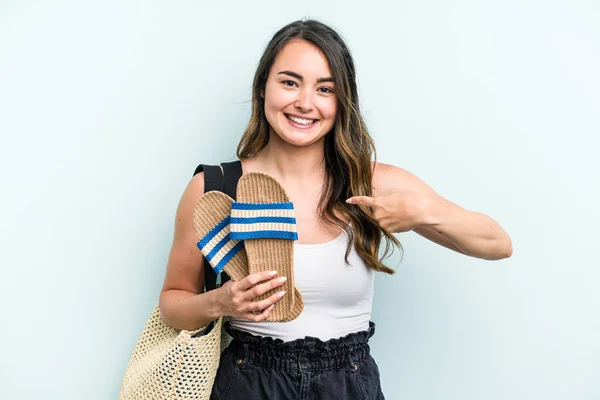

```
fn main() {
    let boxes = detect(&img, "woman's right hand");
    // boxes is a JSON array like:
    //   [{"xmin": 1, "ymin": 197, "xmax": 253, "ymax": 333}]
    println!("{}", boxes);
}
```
[{"xmin": 215, "ymin": 270, "xmax": 287, "ymax": 322}]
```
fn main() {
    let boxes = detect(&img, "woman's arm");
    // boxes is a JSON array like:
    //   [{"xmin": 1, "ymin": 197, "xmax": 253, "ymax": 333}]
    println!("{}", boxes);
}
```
[
  {"xmin": 347, "ymin": 162, "xmax": 512, "ymax": 261},
  {"xmin": 414, "ymin": 200, "xmax": 512, "ymax": 260},
  {"xmin": 159, "ymin": 172, "xmax": 222, "ymax": 331}
]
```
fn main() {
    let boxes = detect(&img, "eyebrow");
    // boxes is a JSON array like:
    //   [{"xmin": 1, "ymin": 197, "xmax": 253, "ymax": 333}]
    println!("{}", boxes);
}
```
[{"xmin": 277, "ymin": 70, "xmax": 334, "ymax": 83}]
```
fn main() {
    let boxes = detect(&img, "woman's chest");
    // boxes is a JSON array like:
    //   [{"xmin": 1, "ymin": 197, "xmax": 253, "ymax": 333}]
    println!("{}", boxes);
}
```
[{"xmin": 290, "ymin": 195, "xmax": 345, "ymax": 245}]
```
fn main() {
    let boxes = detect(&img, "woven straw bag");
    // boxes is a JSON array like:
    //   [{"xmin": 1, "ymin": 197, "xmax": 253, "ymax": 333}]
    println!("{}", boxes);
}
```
[
  {"xmin": 118, "ymin": 304, "xmax": 230, "ymax": 400},
  {"xmin": 119, "ymin": 162, "xmax": 241, "ymax": 399}
]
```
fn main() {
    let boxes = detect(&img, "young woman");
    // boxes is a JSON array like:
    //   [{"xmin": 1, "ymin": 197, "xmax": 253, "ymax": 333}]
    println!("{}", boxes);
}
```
[{"xmin": 159, "ymin": 19, "xmax": 512, "ymax": 399}]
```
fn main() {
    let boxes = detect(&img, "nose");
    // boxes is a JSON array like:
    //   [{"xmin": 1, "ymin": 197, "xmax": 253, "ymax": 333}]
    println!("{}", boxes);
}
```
[{"xmin": 294, "ymin": 88, "xmax": 314, "ymax": 113}]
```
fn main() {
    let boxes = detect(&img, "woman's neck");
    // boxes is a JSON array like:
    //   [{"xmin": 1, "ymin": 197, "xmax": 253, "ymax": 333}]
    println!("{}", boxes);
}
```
[{"xmin": 250, "ymin": 133, "xmax": 327, "ymax": 185}]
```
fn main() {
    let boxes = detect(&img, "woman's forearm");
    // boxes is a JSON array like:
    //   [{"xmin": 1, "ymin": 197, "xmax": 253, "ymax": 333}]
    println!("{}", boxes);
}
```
[
  {"xmin": 159, "ymin": 289, "xmax": 222, "ymax": 331},
  {"xmin": 423, "ymin": 197, "xmax": 513, "ymax": 260}
]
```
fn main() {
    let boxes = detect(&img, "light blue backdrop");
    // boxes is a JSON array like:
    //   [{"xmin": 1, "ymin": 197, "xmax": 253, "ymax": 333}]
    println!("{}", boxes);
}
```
[{"xmin": 1, "ymin": 1, "xmax": 598, "ymax": 399}]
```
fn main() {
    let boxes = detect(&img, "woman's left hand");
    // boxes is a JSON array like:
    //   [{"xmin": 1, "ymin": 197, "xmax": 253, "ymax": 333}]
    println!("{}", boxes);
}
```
[{"xmin": 346, "ymin": 191, "xmax": 435, "ymax": 233}]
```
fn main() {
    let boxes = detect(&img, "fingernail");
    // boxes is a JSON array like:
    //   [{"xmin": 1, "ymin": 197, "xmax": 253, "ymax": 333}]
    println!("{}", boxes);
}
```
[
  {"xmin": 278, "ymin": 291, "xmax": 286, "ymax": 297},
  {"xmin": 346, "ymin": 198, "xmax": 353, "ymax": 204},
  {"xmin": 268, "ymin": 270, "xmax": 277, "ymax": 276},
  {"xmin": 278, "ymin": 277, "xmax": 287, "ymax": 283}
]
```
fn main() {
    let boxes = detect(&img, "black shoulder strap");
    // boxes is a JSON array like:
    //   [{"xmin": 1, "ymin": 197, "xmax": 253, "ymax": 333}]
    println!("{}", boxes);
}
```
[
  {"xmin": 192, "ymin": 161, "xmax": 242, "ymax": 291},
  {"xmin": 221, "ymin": 160, "xmax": 243, "ymax": 200},
  {"xmin": 193, "ymin": 164, "xmax": 223, "ymax": 192}
]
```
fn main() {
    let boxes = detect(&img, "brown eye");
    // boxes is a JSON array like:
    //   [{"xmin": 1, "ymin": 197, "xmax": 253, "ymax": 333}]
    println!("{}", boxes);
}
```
[{"xmin": 282, "ymin": 80, "xmax": 298, "ymax": 87}]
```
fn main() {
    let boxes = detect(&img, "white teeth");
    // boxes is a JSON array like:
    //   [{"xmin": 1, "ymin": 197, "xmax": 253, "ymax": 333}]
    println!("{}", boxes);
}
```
[{"xmin": 287, "ymin": 114, "xmax": 315, "ymax": 125}]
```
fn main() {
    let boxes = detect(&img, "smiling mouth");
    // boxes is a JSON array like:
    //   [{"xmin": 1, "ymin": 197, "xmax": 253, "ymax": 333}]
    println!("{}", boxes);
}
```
[{"xmin": 285, "ymin": 114, "xmax": 318, "ymax": 126}]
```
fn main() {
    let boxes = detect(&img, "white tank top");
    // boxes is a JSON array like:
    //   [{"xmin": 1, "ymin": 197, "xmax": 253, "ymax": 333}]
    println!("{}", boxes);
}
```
[{"xmin": 229, "ymin": 229, "xmax": 374, "ymax": 342}]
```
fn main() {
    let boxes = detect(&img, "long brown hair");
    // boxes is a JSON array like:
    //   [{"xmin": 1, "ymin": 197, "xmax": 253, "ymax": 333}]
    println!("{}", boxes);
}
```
[{"xmin": 237, "ymin": 19, "xmax": 401, "ymax": 274}]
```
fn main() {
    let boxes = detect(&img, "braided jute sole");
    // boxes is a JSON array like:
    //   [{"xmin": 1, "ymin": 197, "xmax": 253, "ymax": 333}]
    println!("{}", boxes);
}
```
[
  {"xmin": 193, "ymin": 190, "xmax": 304, "ymax": 321},
  {"xmin": 235, "ymin": 172, "xmax": 298, "ymax": 322}
]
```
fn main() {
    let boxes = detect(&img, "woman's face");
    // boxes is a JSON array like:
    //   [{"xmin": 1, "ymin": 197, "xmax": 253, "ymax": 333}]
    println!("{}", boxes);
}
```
[{"xmin": 262, "ymin": 39, "xmax": 338, "ymax": 148}]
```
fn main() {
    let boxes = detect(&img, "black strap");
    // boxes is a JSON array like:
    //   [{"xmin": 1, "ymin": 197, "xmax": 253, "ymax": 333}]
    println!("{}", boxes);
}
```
[
  {"xmin": 221, "ymin": 161, "xmax": 243, "ymax": 200},
  {"xmin": 193, "ymin": 161, "xmax": 242, "ymax": 291},
  {"xmin": 194, "ymin": 164, "xmax": 223, "ymax": 193}
]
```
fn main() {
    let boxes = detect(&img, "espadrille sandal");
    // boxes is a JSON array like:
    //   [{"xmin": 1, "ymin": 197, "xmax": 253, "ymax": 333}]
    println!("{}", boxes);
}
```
[{"xmin": 231, "ymin": 172, "xmax": 298, "ymax": 322}]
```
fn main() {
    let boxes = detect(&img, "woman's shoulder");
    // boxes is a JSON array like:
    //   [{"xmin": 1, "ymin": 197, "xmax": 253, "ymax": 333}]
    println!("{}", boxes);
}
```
[
  {"xmin": 176, "ymin": 172, "xmax": 206, "ymax": 214},
  {"xmin": 371, "ymin": 161, "xmax": 422, "ymax": 197}
]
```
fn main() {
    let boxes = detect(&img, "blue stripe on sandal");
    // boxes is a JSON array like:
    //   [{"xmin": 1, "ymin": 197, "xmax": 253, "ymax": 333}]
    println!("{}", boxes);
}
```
[
  {"xmin": 232, "ymin": 202, "xmax": 294, "ymax": 210},
  {"xmin": 206, "ymin": 234, "xmax": 230, "ymax": 261},
  {"xmin": 198, "ymin": 216, "xmax": 230, "ymax": 249},
  {"xmin": 196, "ymin": 215, "xmax": 244, "ymax": 272},
  {"xmin": 212, "ymin": 240, "xmax": 244, "ymax": 274},
  {"xmin": 229, "ymin": 230, "xmax": 298, "ymax": 241}
]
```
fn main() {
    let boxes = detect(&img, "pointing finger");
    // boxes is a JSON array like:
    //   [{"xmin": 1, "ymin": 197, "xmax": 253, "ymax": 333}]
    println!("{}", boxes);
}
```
[{"xmin": 346, "ymin": 196, "xmax": 376, "ymax": 206}]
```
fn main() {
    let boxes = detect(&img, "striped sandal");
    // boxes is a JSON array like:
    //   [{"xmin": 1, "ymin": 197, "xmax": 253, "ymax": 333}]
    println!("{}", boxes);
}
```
[{"xmin": 231, "ymin": 172, "xmax": 300, "ymax": 322}]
